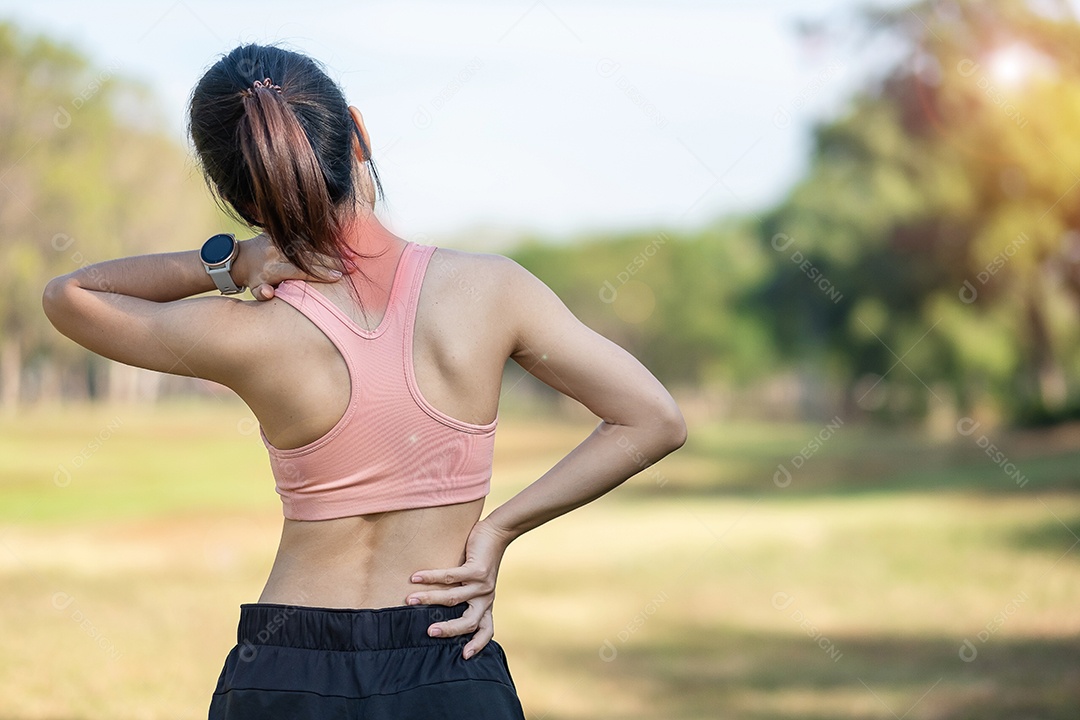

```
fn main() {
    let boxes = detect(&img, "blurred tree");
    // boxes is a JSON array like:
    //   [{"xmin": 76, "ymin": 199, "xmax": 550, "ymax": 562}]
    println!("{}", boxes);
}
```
[
  {"xmin": 0, "ymin": 21, "xmax": 231, "ymax": 410},
  {"xmin": 508, "ymin": 217, "xmax": 776, "ymax": 393},
  {"xmin": 763, "ymin": 0, "xmax": 1080, "ymax": 423}
]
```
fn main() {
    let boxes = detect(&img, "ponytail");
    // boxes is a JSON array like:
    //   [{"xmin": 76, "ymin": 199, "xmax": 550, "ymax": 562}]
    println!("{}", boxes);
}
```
[
  {"xmin": 187, "ymin": 43, "xmax": 387, "ymax": 320},
  {"xmin": 239, "ymin": 84, "xmax": 343, "ymax": 280}
]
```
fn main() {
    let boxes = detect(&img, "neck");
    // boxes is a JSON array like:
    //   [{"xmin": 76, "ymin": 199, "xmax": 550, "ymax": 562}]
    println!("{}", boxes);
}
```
[{"xmin": 339, "ymin": 206, "xmax": 405, "ymax": 260}]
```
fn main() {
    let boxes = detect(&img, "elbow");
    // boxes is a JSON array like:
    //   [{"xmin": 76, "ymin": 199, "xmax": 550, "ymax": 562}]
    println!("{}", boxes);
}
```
[
  {"xmin": 666, "ymin": 409, "xmax": 688, "ymax": 451},
  {"xmin": 652, "ymin": 401, "xmax": 688, "ymax": 451},
  {"xmin": 41, "ymin": 275, "xmax": 75, "ymax": 328}
]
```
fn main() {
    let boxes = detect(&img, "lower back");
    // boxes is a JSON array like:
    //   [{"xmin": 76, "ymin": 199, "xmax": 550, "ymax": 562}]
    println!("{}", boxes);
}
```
[{"xmin": 257, "ymin": 497, "xmax": 485, "ymax": 608}]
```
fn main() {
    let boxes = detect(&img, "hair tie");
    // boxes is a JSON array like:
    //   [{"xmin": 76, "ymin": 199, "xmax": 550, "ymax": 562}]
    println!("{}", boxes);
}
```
[
  {"xmin": 243, "ymin": 77, "xmax": 282, "ymax": 96},
  {"xmin": 254, "ymin": 77, "xmax": 282, "ymax": 91}
]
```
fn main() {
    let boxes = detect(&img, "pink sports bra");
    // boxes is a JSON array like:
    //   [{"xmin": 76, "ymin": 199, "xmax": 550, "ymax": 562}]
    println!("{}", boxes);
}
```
[{"xmin": 258, "ymin": 240, "xmax": 498, "ymax": 521}]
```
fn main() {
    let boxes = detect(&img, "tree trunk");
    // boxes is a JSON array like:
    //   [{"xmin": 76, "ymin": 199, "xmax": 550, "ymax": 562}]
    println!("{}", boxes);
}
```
[
  {"xmin": 38, "ymin": 359, "xmax": 62, "ymax": 403},
  {"xmin": 107, "ymin": 361, "xmax": 163, "ymax": 403},
  {"xmin": 0, "ymin": 335, "xmax": 20, "ymax": 416},
  {"xmin": 1025, "ymin": 286, "xmax": 1067, "ymax": 413}
]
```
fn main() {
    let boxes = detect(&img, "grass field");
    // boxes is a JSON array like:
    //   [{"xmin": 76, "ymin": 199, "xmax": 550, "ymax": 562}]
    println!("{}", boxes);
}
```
[{"xmin": 1, "ymin": 399, "xmax": 1078, "ymax": 719}]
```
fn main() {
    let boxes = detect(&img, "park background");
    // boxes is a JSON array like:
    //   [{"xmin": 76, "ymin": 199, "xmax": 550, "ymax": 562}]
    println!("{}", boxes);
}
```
[{"xmin": 1, "ymin": 0, "xmax": 1079, "ymax": 717}]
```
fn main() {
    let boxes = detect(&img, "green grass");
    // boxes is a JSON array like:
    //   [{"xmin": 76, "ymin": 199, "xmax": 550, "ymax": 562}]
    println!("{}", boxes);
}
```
[
  {"xmin": 1, "ymin": 400, "xmax": 1078, "ymax": 719},
  {"xmin": 0, "ymin": 399, "xmax": 277, "ymax": 524}
]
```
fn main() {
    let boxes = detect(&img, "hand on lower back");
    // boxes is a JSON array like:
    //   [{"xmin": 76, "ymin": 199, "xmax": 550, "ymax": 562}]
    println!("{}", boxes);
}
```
[{"xmin": 405, "ymin": 518, "xmax": 512, "ymax": 660}]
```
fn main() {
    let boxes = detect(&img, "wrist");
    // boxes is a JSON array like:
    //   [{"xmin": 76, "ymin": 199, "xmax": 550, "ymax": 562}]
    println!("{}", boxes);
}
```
[
  {"xmin": 478, "ymin": 516, "xmax": 518, "ymax": 549},
  {"xmin": 229, "ymin": 238, "xmax": 253, "ymax": 290},
  {"xmin": 192, "ymin": 249, "xmax": 220, "ymax": 294},
  {"xmin": 199, "ymin": 233, "xmax": 247, "ymax": 295}
]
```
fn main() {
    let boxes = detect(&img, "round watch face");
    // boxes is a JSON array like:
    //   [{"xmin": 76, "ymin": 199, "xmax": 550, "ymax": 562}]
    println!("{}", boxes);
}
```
[{"xmin": 201, "ymin": 234, "xmax": 235, "ymax": 265}]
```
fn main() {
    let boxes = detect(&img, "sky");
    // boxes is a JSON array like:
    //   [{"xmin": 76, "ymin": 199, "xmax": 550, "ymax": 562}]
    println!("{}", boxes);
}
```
[{"xmin": 1, "ymin": 0, "xmax": 915, "ymax": 249}]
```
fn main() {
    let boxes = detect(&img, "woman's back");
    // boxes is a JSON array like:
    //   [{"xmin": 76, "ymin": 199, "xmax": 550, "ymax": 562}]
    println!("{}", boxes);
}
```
[{"xmin": 236, "ymin": 227, "xmax": 511, "ymax": 609}]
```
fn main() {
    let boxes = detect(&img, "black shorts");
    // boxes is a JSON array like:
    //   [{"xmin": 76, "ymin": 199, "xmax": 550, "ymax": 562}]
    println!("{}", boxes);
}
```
[{"xmin": 208, "ymin": 601, "xmax": 527, "ymax": 720}]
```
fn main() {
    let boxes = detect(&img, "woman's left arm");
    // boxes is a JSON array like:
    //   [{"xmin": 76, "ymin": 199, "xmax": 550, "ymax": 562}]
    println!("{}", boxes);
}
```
[{"xmin": 41, "ymin": 235, "xmax": 340, "ymax": 386}]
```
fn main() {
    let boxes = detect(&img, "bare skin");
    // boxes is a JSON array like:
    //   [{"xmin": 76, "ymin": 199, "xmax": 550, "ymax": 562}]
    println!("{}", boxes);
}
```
[
  {"xmin": 41, "ymin": 105, "xmax": 687, "ymax": 660},
  {"xmin": 248, "ymin": 226, "xmax": 510, "ymax": 611}
]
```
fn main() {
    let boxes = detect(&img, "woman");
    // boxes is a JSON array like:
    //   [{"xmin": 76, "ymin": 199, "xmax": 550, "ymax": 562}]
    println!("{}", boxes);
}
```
[{"xmin": 41, "ymin": 43, "xmax": 687, "ymax": 719}]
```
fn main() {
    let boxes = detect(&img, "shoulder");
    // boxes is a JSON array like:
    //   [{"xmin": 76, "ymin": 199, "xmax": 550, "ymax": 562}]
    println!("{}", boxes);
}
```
[
  {"xmin": 424, "ymin": 245, "xmax": 573, "ymax": 347},
  {"xmin": 424, "ymin": 245, "xmax": 536, "ymax": 301},
  {"xmin": 426, "ymin": 245, "xmax": 516, "ymax": 275}
]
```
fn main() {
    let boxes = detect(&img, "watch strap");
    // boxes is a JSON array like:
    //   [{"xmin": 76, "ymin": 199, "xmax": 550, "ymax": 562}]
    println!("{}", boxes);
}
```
[{"xmin": 207, "ymin": 264, "xmax": 244, "ymax": 294}]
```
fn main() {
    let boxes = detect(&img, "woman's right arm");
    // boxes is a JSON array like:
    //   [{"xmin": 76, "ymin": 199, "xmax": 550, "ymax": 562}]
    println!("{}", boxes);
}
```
[{"xmin": 482, "ymin": 256, "xmax": 688, "ymax": 543}]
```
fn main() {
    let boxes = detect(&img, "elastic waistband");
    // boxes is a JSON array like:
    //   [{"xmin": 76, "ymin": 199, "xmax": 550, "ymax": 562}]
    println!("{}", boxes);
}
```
[{"xmin": 236, "ymin": 601, "xmax": 470, "ymax": 652}]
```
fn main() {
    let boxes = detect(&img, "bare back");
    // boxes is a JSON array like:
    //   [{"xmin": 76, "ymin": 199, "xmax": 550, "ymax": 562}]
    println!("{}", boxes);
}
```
[{"xmin": 231, "ymin": 240, "xmax": 513, "ymax": 609}]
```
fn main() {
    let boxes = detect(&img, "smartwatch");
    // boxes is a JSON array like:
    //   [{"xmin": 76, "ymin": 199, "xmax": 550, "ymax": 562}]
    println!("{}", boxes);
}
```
[{"xmin": 200, "ymin": 233, "xmax": 245, "ymax": 295}]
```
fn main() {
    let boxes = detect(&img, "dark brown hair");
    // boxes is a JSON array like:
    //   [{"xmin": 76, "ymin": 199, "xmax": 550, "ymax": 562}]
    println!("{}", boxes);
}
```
[{"xmin": 187, "ymin": 42, "xmax": 384, "ymax": 311}]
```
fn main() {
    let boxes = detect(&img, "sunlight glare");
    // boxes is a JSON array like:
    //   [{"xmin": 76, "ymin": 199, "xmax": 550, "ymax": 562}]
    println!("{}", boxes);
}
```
[{"xmin": 987, "ymin": 43, "xmax": 1046, "ymax": 88}]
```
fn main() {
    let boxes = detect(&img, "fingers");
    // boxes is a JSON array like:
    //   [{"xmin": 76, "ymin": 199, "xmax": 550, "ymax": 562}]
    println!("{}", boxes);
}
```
[
  {"xmin": 304, "ymin": 267, "xmax": 343, "ymax": 283},
  {"xmin": 424, "ymin": 598, "xmax": 487, "ymax": 640},
  {"xmin": 406, "ymin": 565, "xmax": 494, "ymax": 608},
  {"xmin": 410, "ymin": 568, "xmax": 465, "ymax": 586},
  {"xmin": 410, "ymin": 563, "xmax": 490, "ymax": 588},
  {"xmin": 464, "ymin": 613, "xmax": 496, "ymax": 660},
  {"xmin": 252, "ymin": 283, "xmax": 275, "ymax": 301},
  {"xmin": 273, "ymin": 259, "xmax": 340, "ymax": 284},
  {"xmin": 406, "ymin": 568, "xmax": 465, "ymax": 606},
  {"xmin": 462, "ymin": 609, "xmax": 494, "ymax": 660},
  {"xmin": 248, "ymin": 266, "xmax": 339, "ymax": 301},
  {"xmin": 407, "ymin": 564, "xmax": 497, "ymax": 660},
  {"xmin": 288, "ymin": 249, "xmax": 344, "ymax": 283},
  {"xmin": 406, "ymin": 586, "xmax": 469, "ymax": 607}
]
